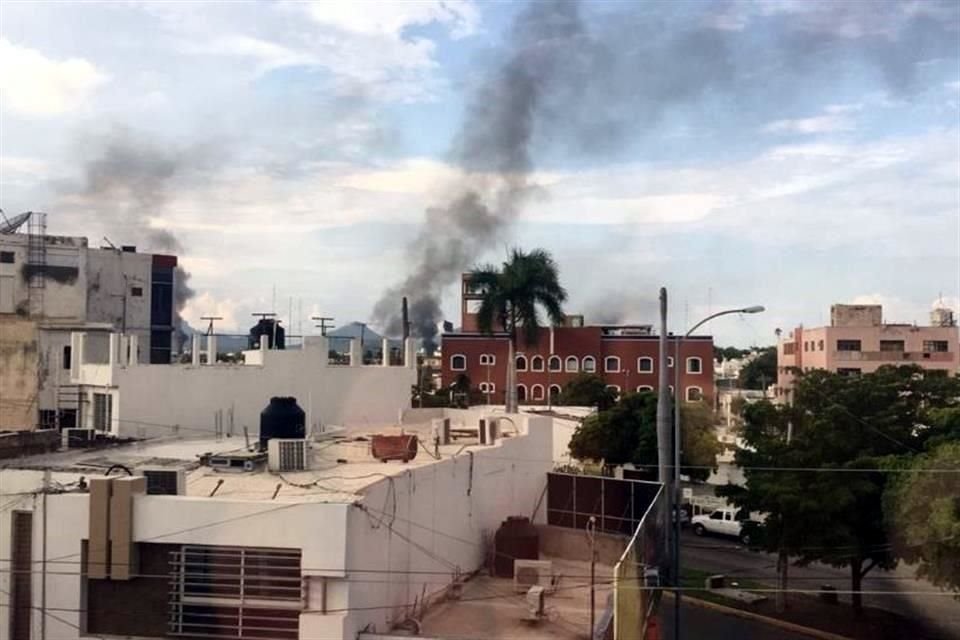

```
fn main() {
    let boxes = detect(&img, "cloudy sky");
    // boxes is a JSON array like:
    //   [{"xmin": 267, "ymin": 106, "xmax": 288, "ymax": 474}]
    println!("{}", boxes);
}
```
[{"xmin": 1, "ymin": 0, "xmax": 958, "ymax": 347}]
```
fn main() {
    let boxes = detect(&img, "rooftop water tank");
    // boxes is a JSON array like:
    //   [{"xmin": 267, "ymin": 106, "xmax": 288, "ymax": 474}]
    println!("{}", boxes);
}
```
[
  {"xmin": 249, "ymin": 318, "xmax": 285, "ymax": 350},
  {"xmin": 259, "ymin": 397, "xmax": 305, "ymax": 450}
]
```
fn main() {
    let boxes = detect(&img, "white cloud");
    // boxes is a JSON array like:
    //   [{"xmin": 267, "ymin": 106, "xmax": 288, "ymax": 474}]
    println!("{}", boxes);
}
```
[
  {"xmin": 299, "ymin": 0, "xmax": 479, "ymax": 39},
  {"xmin": 180, "ymin": 291, "xmax": 241, "ymax": 332},
  {"xmin": 763, "ymin": 104, "xmax": 860, "ymax": 135},
  {"xmin": 0, "ymin": 38, "xmax": 108, "ymax": 116}
]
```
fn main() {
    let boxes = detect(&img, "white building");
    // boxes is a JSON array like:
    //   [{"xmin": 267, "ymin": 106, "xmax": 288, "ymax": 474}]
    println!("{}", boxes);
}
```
[
  {"xmin": 0, "ymin": 409, "xmax": 553, "ymax": 640},
  {"xmin": 0, "ymin": 225, "xmax": 180, "ymax": 431},
  {"xmin": 68, "ymin": 331, "xmax": 417, "ymax": 437}
]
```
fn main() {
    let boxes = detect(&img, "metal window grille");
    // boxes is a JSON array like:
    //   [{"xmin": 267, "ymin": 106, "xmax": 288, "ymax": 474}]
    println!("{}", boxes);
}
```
[{"xmin": 169, "ymin": 546, "xmax": 302, "ymax": 639}]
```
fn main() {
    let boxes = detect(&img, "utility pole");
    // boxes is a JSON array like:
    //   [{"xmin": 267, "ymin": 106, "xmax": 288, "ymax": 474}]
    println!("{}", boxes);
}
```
[
  {"xmin": 201, "ymin": 316, "xmax": 222, "ymax": 336},
  {"xmin": 656, "ymin": 288, "xmax": 673, "ymax": 568},
  {"xmin": 587, "ymin": 516, "xmax": 597, "ymax": 638}
]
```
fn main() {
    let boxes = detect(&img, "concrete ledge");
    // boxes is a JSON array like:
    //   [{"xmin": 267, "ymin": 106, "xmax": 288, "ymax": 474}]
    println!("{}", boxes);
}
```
[{"xmin": 664, "ymin": 592, "xmax": 853, "ymax": 640}]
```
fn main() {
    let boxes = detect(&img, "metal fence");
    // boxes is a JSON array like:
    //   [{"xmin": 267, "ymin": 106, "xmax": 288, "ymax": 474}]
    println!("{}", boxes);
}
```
[
  {"xmin": 546, "ymin": 472, "xmax": 663, "ymax": 536},
  {"xmin": 613, "ymin": 482, "xmax": 666, "ymax": 640}
]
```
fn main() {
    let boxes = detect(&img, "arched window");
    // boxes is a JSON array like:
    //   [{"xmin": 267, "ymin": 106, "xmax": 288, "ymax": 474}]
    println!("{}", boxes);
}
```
[
  {"xmin": 479, "ymin": 381, "xmax": 496, "ymax": 394},
  {"xmin": 516, "ymin": 354, "xmax": 527, "ymax": 371},
  {"xmin": 686, "ymin": 386, "xmax": 703, "ymax": 402},
  {"xmin": 686, "ymin": 357, "xmax": 703, "ymax": 374},
  {"xmin": 565, "ymin": 356, "xmax": 579, "ymax": 372},
  {"xmin": 606, "ymin": 384, "xmax": 621, "ymax": 399},
  {"xmin": 668, "ymin": 385, "xmax": 674, "ymax": 395},
  {"xmin": 637, "ymin": 357, "xmax": 654, "ymax": 373},
  {"xmin": 582, "ymin": 356, "xmax": 596, "ymax": 372},
  {"xmin": 549, "ymin": 384, "xmax": 562, "ymax": 400},
  {"xmin": 479, "ymin": 353, "xmax": 496, "ymax": 366},
  {"xmin": 450, "ymin": 354, "xmax": 466, "ymax": 371},
  {"xmin": 548, "ymin": 355, "xmax": 562, "ymax": 372},
  {"xmin": 637, "ymin": 385, "xmax": 654, "ymax": 393},
  {"xmin": 604, "ymin": 356, "xmax": 621, "ymax": 372},
  {"xmin": 531, "ymin": 384, "xmax": 545, "ymax": 401},
  {"xmin": 667, "ymin": 356, "xmax": 674, "ymax": 368},
  {"xmin": 516, "ymin": 384, "xmax": 527, "ymax": 402},
  {"xmin": 531, "ymin": 355, "xmax": 545, "ymax": 371}
]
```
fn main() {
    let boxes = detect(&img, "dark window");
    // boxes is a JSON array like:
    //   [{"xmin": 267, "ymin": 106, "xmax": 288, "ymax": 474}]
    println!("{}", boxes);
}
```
[
  {"xmin": 0, "ymin": 251, "xmax": 14, "ymax": 264},
  {"xmin": 548, "ymin": 356, "xmax": 562, "ymax": 372},
  {"xmin": 637, "ymin": 357, "xmax": 654, "ymax": 373},
  {"xmin": 880, "ymin": 340, "xmax": 905, "ymax": 352},
  {"xmin": 93, "ymin": 393, "xmax": 112, "ymax": 431},
  {"xmin": 782, "ymin": 342, "xmax": 796, "ymax": 355},
  {"xmin": 818, "ymin": 339, "xmax": 824, "ymax": 351},
  {"xmin": 710, "ymin": 511, "xmax": 724, "ymax": 520},
  {"xmin": 836, "ymin": 340, "xmax": 861, "ymax": 351},
  {"xmin": 131, "ymin": 286, "xmax": 143, "ymax": 297},
  {"xmin": 150, "ymin": 330, "xmax": 172, "ymax": 364},
  {"xmin": 39, "ymin": 410, "xmax": 57, "ymax": 429},
  {"xmin": 837, "ymin": 368, "xmax": 862, "ymax": 376},
  {"xmin": 450, "ymin": 354, "xmax": 466, "ymax": 370},
  {"xmin": 923, "ymin": 340, "xmax": 949, "ymax": 353},
  {"xmin": 63, "ymin": 345, "xmax": 72, "ymax": 370}
]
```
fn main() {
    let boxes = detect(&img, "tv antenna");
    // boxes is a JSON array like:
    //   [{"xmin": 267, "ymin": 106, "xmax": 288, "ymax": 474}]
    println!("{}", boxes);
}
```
[
  {"xmin": 311, "ymin": 316, "xmax": 335, "ymax": 336},
  {"xmin": 200, "ymin": 316, "xmax": 223, "ymax": 336}
]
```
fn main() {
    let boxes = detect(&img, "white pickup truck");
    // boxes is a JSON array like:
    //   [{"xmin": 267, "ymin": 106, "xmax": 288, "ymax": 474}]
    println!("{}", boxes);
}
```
[{"xmin": 691, "ymin": 508, "xmax": 754, "ymax": 545}]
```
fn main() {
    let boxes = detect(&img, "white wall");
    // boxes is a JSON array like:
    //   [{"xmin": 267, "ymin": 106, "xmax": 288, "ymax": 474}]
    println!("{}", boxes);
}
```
[
  {"xmin": 342, "ymin": 413, "xmax": 553, "ymax": 636},
  {"xmin": 84, "ymin": 249, "xmax": 153, "ymax": 332}
]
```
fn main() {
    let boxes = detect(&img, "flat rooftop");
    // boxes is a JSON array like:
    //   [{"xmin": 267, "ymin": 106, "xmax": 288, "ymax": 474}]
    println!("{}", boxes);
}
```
[{"xmin": 1, "ymin": 420, "xmax": 515, "ymax": 504}]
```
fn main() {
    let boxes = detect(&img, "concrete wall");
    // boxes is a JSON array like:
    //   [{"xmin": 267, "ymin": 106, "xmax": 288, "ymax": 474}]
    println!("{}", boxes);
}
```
[
  {"xmin": 341, "ymin": 413, "xmax": 554, "ymax": 637},
  {"xmin": 0, "ymin": 317, "xmax": 39, "ymax": 430},
  {"xmin": 84, "ymin": 249, "xmax": 153, "ymax": 332},
  {"xmin": 74, "ymin": 334, "xmax": 417, "ymax": 439},
  {"xmin": 0, "ymin": 234, "xmax": 89, "ymax": 319}
]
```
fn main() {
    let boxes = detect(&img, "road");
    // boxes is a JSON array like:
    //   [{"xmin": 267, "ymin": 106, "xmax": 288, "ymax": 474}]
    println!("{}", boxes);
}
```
[
  {"xmin": 658, "ymin": 598, "xmax": 812, "ymax": 640},
  {"xmin": 680, "ymin": 530, "xmax": 960, "ymax": 639}
]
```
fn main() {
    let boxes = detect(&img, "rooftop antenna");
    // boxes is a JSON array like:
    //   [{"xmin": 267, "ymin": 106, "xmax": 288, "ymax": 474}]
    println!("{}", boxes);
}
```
[
  {"xmin": 311, "ymin": 316, "xmax": 335, "ymax": 336},
  {"xmin": 102, "ymin": 236, "xmax": 117, "ymax": 250},
  {"xmin": 200, "ymin": 316, "xmax": 223, "ymax": 336},
  {"xmin": 0, "ymin": 209, "xmax": 32, "ymax": 234}
]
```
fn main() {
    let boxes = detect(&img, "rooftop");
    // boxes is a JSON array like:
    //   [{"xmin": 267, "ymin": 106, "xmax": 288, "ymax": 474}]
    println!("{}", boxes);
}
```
[{"xmin": 2, "ymin": 419, "xmax": 520, "ymax": 504}]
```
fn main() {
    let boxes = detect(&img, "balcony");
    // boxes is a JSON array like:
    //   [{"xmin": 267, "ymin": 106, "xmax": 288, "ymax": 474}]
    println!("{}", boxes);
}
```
[{"xmin": 833, "ymin": 350, "xmax": 954, "ymax": 363}]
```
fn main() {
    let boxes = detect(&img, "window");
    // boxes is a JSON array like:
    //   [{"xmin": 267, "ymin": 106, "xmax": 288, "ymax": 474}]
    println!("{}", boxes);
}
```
[
  {"xmin": 549, "ymin": 384, "xmax": 562, "ymax": 400},
  {"xmin": 837, "ymin": 368, "xmax": 861, "ymax": 376},
  {"xmin": 131, "ymin": 286, "xmax": 143, "ymax": 297},
  {"xmin": 782, "ymin": 342, "xmax": 796, "ymax": 355},
  {"xmin": 710, "ymin": 511, "xmax": 723, "ymax": 520},
  {"xmin": 836, "ymin": 340, "xmax": 861, "ymax": 351},
  {"xmin": 604, "ymin": 356, "xmax": 620, "ymax": 372},
  {"xmin": 479, "ymin": 381, "xmax": 496, "ymax": 394},
  {"xmin": 923, "ymin": 340, "xmax": 949, "ymax": 353},
  {"xmin": 582, "ymin": 356, "xmax": 596, "ymax": 372},
  {"xmin": 565, "ymin": 356, "xmax": 579, "ymax": 372},
  {"xmin": 667, "ymin": 356, "xmax": 674, "ymax": 367},
  {"xmin": 531, "ymin": 355, "xmax": 544, "ymax": 371},
  {"xmin": 804, "ymin": 341, "xmax": 808, "ymax": 352},
  {"xmin": 515, "ymin": 354, "xmax": 527, "ymax": 370},
  {"xmin": 92, "ymin": 393, "xmax": 112, "ymax": 431},
  {"xmin": 818, "ymin": 339, "xmax": 824, "ymax": 351},
  {"xmin": 637, "ymin": 385, "xmax": 654, "ymax": 393},
  {"xmin": 516, "ymin": 384, "xmax": 527, "ymax": 402},
  {"xmin": 606, "ymin": 385, "xmax": 621, "ymax": 399},
  {"xmin": 0, "ymin": 251, "xmax": 14, "ymax": 264},
  {"xmin": 531, "ymin": 384, "xmax": 544, "ymax": 401},
  {"xmin": 548, "ymin": 355, "xmax": 562, "ymax": 372},
  {"xmin": 686, "ymin": 357, "xmax": 702, "ymax": 374},
  {"xmin": 686, "ymin": 386, "xmax": 703, "ymax": 402},
  {"xmin": 880, "ymin": 340, "xmax": 905, "ymax": 352},
  {"xmin": 637, "ymin": 357, "xmax": 653, "ymax": 373},
  {"xmin": 169, "ymin": 545, "xmax": 301, "ymax": 639},
  {"xmin": 63, "ymin": 345, "xmax": 72, "ymax": 371},
  {"xmin": 479, "ymin": 353, "xmax": 496, "ymax": 366},
  {"xmin": 450, "ymin": 354, "xmax": 466, "ymax": 371}
]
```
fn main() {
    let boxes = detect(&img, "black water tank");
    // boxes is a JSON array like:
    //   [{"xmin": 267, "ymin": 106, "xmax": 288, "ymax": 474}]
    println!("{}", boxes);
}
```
[
  {"xmin": 493, "ymin": 516, "xmax": 539, "ymax": 577},
  {"xmin": 249, "ymin": 318, "xmax": 285, "ymax": 350},
  {"xmin": 259, "ymin": 397, "xmax": 305, "ymax": 450}
]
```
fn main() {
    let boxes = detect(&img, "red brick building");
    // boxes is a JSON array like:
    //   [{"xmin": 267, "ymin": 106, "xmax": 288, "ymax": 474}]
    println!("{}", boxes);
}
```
[{"xmin": 441, "ymin": 276, "xmax": 715, "ymax": 406}]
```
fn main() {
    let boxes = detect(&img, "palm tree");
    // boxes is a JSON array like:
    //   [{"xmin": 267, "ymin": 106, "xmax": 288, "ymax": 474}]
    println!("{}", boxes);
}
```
[{"xmin": 469, "ymin": 248, "xmax": 567, "ymax": 412}]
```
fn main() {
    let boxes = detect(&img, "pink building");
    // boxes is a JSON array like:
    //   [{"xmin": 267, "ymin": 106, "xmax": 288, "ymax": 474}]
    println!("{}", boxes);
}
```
[{"xmin": 776, "ymin": 304, "xmax": 959, "ymax": 401}]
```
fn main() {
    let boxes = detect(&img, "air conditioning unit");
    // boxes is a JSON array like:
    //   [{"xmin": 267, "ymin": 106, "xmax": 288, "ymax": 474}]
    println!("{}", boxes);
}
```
[
  {"xmin": 514, "ymin": 560, "xmax": 554, "ymax": 593},
  {"xmin": 138, "ymin": 468, "xmax": 186, "ymax": 495},
  {"xmin": 63, "ymin": 428, "xmax": 96, "ymax": 449},
  {"xmin": 268, "ymin": 438, "xmax": 308, "ymax": 472}
]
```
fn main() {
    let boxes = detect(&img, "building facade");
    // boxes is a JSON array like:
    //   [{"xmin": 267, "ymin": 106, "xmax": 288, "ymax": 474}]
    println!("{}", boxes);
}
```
[
  {"xmin": 443, "ymin": 275, "xmax": 715, "ymax": 405},
  {"xmin": 0, "ymin": 225, "xmax": 177, "ymax": 430},
  {"xmin": 775, "ymin": 304, "xmax": 959, "ymax": 399}
]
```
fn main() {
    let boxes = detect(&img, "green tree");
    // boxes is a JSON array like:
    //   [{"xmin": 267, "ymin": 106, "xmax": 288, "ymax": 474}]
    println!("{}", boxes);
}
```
[
  {"xmin": 469, "ymin": 248, "xmax": 567, "ymax": 412},
  {"xmin": 714, "ymin": 346, "xmax": 750, "ymax": 362},
  {"xmin": 557, "ymin": 373, "xmax": 617, "ymax": 410},
  {"xmin": 568, "ymin": 391, "xmax": 720, "ymax": 481},
  {"xmin": 720, "ymin": 366, "xmax": 960, "ymax": 613},
  {"xmin": 738, "ymin": 346, "xmax": 776, "ymax": 390},
  {"xmin": 886, "ymin": 440, "xmax": 960, "ymax": 594}
]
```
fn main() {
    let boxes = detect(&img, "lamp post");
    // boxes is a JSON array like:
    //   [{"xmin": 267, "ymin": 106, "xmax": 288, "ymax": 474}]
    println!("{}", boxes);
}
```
[{"xmin": 673, "ymin": 305, "xmax": 764, "ymax": 640}]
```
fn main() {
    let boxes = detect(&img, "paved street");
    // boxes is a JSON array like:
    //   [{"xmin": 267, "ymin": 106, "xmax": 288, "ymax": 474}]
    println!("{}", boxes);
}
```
[
  {"xmin": 680, "ymin": 530, "xmax": 960, "ymax": 639},
  {"xmin": 658, "ymin": 599, "xmax": 812, "ymax": 640}
]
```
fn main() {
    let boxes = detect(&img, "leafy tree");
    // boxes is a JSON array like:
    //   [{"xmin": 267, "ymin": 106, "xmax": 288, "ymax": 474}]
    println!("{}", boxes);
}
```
[
  {"xmin": 720, "ymin": 366, "xmax": 960, "ymax": 613},
  {"xmin": 469, "ymin": 248, "xmax": 567, "ymax": 412},
  {"xmin": 714, "ymin": 346, "xmax": 751, "ymax": 362},
  {"xmin": 738, "ymin": 346, "xmax": 776, "ymax": 390},
  {"xmin": 557, "ymin": 373, "xmax": 617, "ymax": 410},
  {"xmin": 568, "ymin": 391, "xmax": 720, "ymax": 481},
  {"xmin": 886, "ymin": 440, "xmax": 960, "ymax": 594}
]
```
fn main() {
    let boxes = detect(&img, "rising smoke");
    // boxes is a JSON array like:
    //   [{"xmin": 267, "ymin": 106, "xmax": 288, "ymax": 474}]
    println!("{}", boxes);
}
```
[
  {"xmin": 372, "ymin": 0, "xmax": 959, "ymax": 352},
  {"xmin": 79, "ymin": 128, "xmax": 204, "ymax": 350}
]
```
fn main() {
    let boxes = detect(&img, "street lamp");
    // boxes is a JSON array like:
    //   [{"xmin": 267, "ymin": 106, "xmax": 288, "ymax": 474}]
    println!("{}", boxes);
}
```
[{"xmin": 672, "ymin": 305, "xmax": 764, "ymax": 640}]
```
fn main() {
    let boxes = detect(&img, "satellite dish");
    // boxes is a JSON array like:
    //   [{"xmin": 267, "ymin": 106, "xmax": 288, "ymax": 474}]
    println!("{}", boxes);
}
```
[{"xmin": 0, "ymin": 211, "xmax": 31, "ymax": 234}]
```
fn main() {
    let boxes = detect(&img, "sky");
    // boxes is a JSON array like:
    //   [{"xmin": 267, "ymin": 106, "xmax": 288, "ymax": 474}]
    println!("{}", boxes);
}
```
[{"xmin": 1, "ymin": 0, "xmax": 958, "ymax": 347}]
